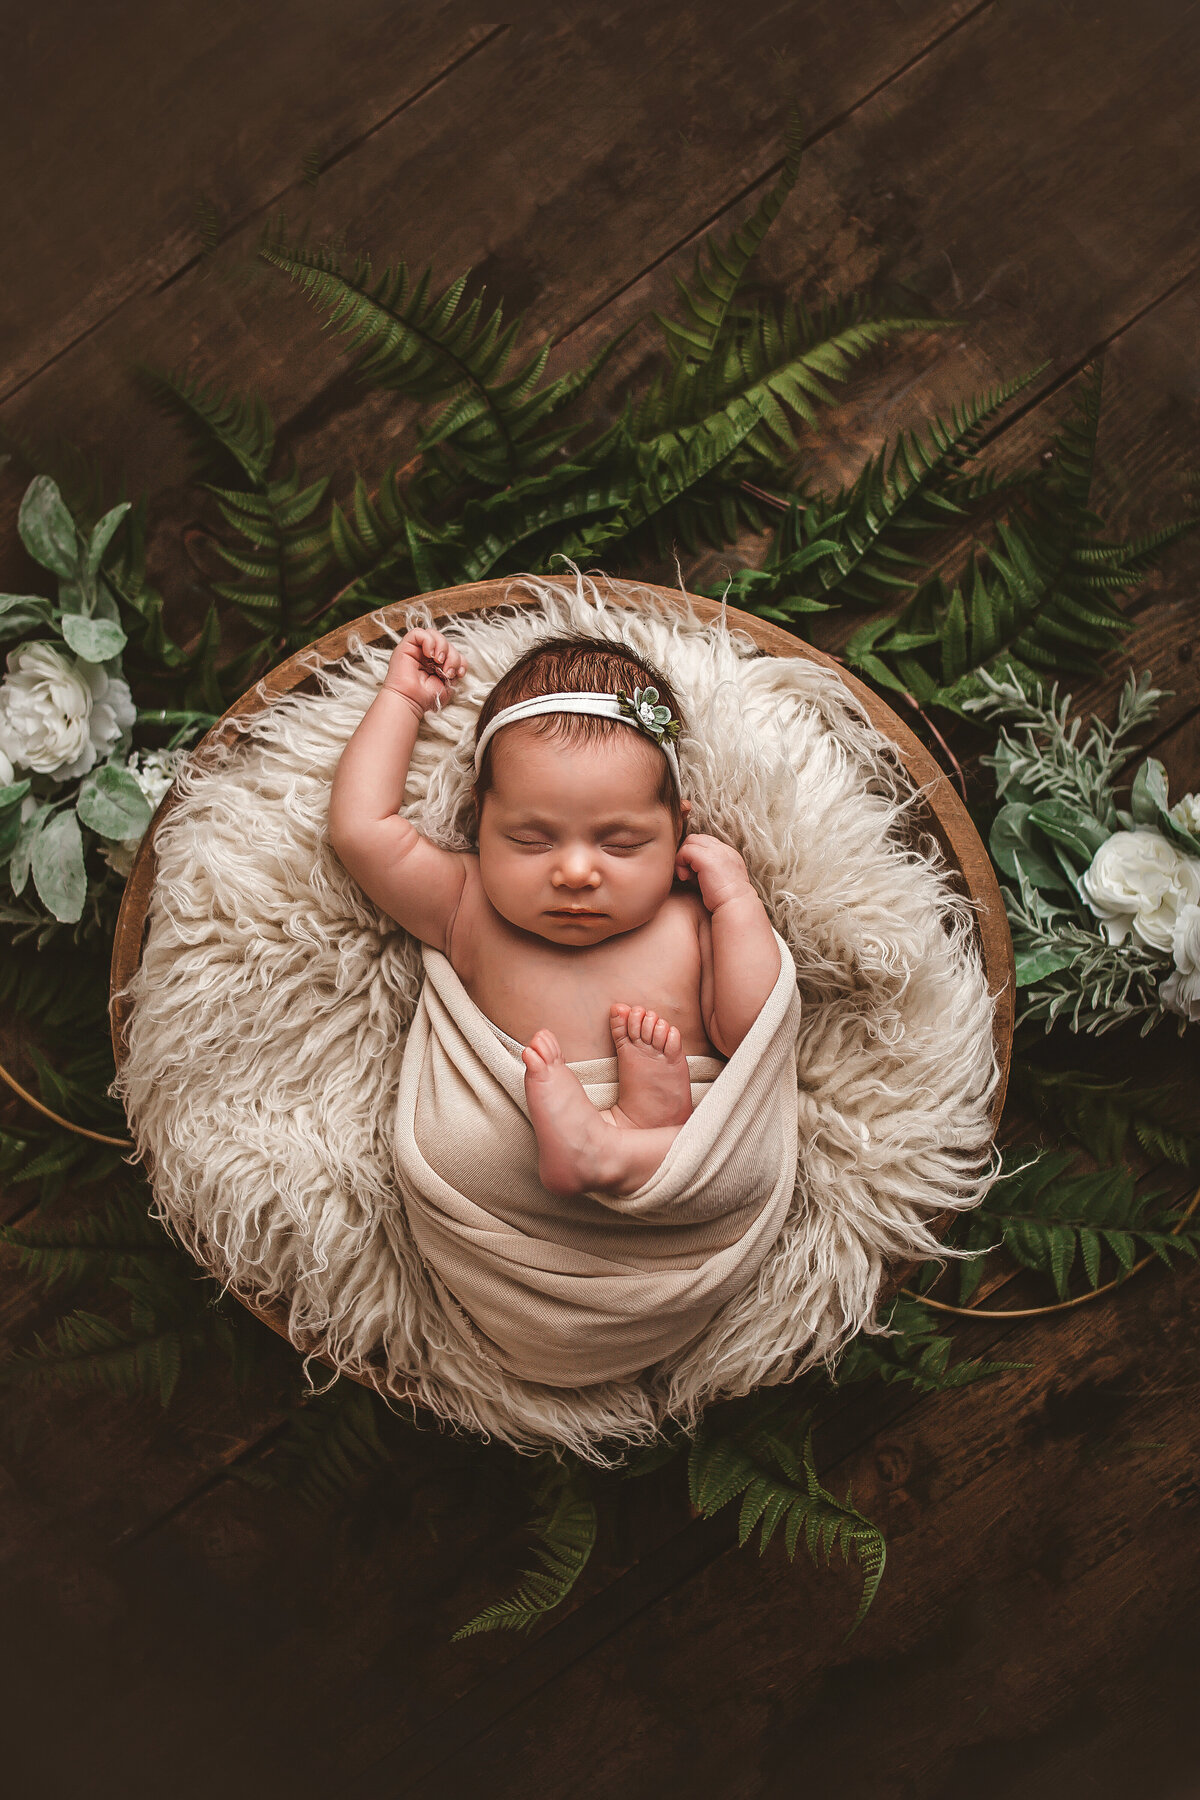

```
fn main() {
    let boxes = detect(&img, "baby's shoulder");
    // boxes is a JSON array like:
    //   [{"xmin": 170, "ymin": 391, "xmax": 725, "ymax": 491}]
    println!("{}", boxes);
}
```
[{"xmin": 660, "ymin": 884, "xmax": 711, "ymax": 943}]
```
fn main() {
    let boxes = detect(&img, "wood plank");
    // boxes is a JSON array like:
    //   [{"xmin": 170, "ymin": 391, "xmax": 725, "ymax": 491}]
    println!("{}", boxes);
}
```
[
  {"xmin": 5, "ymin": 1257, "xmax": 1071, "ymax": 1798},
  {"xmin": 0, "ymin": 0, "xmax": 986, "ymax": 497},
  {"xmin": 381, "ymin": 1255, "xmax": 1200, "ymax": 1798},
  {"xmin": 0, "ymin": 2, "xmax": 499, "ymax": 397}
]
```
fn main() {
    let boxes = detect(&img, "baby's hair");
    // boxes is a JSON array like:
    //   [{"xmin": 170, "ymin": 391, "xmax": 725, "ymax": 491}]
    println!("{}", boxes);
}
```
[{"xmin": 472, "ymin": 634, "xmax": 687, "ymax": 834}]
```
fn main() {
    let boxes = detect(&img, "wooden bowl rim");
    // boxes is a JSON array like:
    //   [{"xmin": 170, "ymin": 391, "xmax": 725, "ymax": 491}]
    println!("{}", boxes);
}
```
[{"xmin": 109, "ymin": 577, "xmax": 1014, "ymax": 1386}]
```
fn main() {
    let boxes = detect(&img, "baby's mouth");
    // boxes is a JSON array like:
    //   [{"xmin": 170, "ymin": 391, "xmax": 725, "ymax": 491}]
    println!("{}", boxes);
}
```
[{"xmin": 546, "ymin": 907, "xmax": 605, "ymax": 918}]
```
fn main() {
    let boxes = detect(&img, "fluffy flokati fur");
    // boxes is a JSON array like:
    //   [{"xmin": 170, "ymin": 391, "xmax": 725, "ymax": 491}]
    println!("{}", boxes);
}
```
[{"xmin": 116, "ymin": 572, "xmax": 1003, "ymax": 1460}]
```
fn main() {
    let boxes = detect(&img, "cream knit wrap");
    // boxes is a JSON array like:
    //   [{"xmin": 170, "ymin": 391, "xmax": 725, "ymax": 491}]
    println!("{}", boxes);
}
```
[{"xmin": 395, "ymin": 932, "xmax": 803, "ymax": 1387}]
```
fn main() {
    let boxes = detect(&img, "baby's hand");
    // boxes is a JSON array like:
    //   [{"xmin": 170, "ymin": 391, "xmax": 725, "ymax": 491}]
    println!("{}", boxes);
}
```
[
  {"xmin": 383, "ymin": 628, "xmax": 467, "ymax": 715},
  {"xmin": 674, "ymin": 833, "xmax": 755, "ymax": 913}
]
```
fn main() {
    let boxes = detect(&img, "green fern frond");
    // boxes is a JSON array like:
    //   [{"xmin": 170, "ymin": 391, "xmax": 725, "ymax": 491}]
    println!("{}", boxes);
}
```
[
  {"xmin": 263, "ymin": 243, "xmax": 584, "ymax": 483},
  {"xmin": 839, "ymin": 361, "xmax": 1199, "ymax": 707},
  {"xmin": 208, "ymin": 467, "xmax": 334, "ymax": 643},
  {"xmin": 716, "ymin": 368, "xmax": 1036, "ymax": 627},
  {"xmin": 5, "ymin": 1308, "xmax": 185, "ymax": 1407},
  {"xmin": 689, "ymin": 1420, "xmax": 886, "ymax": 1635},
  {"xmin": 1008, "ymin": 1061, "xmax": 1200, "ymax": 1169},
  {"xmin": 833, "ymin": 1296, "xmax": 1028, "ymax": 1391},
  {"xmin": 944, "ymin": 1147, "xmax": 1198, "ymax": 1303},
  {"xmin": 142, "ymin": 366, "xmax": 275, "ymax": 489},
  {"xmin": 453, "ymin": 1456, "xmax": 596, "ymax": 1639},
  {"xmin": 645, "ymin": 294, "xmax": 947, "ymax": 458},
  {"xmin": 243, "ymin": 1382, "xmax": 397, "ymax": 1509},
  {"xmin": 0, "ymin": 1189, "xmax": 175, "ymax": 1289},
  {"xmin": 657, "ymin": 106, "xmax": 805, "ymax": 364}
]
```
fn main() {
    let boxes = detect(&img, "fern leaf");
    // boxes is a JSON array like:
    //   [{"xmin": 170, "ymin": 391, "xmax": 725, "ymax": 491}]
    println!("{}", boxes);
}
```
[
  {"xmin": 263, "ymin": 243, "xmax": 578, "ymax": 482},
  {"xmin": 657, "ymin": 107, "xmax": 805, "ymax": 364},
  {"xmin": 453, "ymin": 1457, "xmax": 596, "ymax": 1639},
  {"xmin": 143, "ymin": 367, "xmax": 275, "ymax": 489},
  {"xmin": 5, "ymin": 1310, "xmax": 185, "ymax": 1407},
  {"xmin": 244, "ymin": 1383, "xmax": 396, "ymax": 1509}
]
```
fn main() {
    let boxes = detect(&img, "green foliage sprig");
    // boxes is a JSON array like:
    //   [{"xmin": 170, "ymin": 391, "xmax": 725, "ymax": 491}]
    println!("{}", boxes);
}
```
[
  {"xmin": 962, "ymin": 667, "xmax": 1200, "ymax": 1033},
  {"xmin": 453, "ymin": 1456, "xmax": 597, "ymax": 1638}
]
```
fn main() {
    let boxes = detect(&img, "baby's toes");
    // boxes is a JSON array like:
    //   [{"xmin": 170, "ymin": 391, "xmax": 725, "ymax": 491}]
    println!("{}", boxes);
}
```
[
  {"xmin": 664, "ymin": 1024, "xmax": 682, "ymax": 1061},
  {"xmin": 609, "ymin": 1003, "xmax": 632, "ymax": 1046},
  {"xmin": 648, "ymin": 1014, "xmax": 670, "ymax": 1052}
]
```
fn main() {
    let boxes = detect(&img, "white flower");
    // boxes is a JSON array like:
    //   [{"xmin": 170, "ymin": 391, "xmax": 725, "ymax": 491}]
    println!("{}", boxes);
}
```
[
  {"xmin": 1169, "ymin": 791, "xmax": 1200, "ymax": 836},
  {"xmin": 99, "ymin": 748, "xmax": 184, "ymax": 879},
  {"xmin": 0, "ymin": 641, "xmax": 135, "ymax": 782},
  {"xmin": 128, "ymin": 747, "xmax": 182, "ymax": 811},
  {"xmin": 1161, "ymin": 901, "xmax": 1200, "ymax": 1023},
  {"xmin": 0, "ymin": 746, "xmax": 13, "ymax": 789},
  {"xmin": 1080, "ymin": 828, "xmax": 1200, "ymax": 953}
]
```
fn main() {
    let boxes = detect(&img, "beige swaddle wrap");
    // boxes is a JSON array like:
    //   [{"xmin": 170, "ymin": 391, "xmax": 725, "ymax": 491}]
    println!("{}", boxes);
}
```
[{"xmin": 392, "ymin": 928, "xmax": 803, "ymax": 1388}]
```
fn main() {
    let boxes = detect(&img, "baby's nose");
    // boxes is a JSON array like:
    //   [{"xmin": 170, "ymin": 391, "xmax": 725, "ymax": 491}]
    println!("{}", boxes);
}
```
[{"xmin": 552, "ymin": 847, "xmax": 601, "ymax": 888}]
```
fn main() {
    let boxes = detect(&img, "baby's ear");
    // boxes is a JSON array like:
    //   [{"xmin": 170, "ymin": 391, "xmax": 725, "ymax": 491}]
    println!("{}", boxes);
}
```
[{"xmin": 677, "ymin": 796, "xmax": 692, "ymax": 838}]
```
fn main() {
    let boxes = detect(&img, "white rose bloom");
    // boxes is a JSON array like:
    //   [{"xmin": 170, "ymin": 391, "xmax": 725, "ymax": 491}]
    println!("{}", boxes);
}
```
[
  {"xmin": 1169, "ymin": 791, "xmax": 1200, "ymax": 836},
  {"xmin": 1080, "ymin": 828, "xmax": 1200, "ymax": 953},
  {"xmin": 1161, "ymin": 902, "xmax": 1200, "ymax": 1023},
  {"xmin": 0, "ymin": 641, "xmax": 135, "ymax": 782}
]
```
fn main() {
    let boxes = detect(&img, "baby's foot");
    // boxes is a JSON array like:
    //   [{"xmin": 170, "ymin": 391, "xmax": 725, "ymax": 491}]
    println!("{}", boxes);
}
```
[
  {"xmin": 608, "ymin": 1004, "xmax": 693, "ymax": 1130},
  {"xmin": 523, "ymin": 1030, "xmax": 623, "ymax": 1197}
]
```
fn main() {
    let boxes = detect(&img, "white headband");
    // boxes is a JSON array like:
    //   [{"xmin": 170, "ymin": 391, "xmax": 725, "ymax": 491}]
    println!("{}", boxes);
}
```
[{"xmin": 473, "ymin": 689, "xmax": 682, "ymax": 791}]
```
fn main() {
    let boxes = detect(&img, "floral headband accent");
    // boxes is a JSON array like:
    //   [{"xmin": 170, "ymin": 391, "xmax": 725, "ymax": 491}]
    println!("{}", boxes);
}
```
[
  {"xmin": 473, "ymin": 688, "xmax": 682, "ymax": 791},
  {"xmin": 616, "ymin": 686, "xmax": 681, "ymax": 746}
]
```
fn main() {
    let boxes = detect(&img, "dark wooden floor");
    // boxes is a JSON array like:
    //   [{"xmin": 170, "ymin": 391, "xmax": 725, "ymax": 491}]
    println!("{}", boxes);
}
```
[{"xmin": 2, "ymin": 4, "xmax": 1200, "ymax": 1796}]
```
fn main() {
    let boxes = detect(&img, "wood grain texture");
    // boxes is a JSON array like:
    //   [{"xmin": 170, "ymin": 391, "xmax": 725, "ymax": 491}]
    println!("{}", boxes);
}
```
[
  {"xmin": 0, "ymin": 0, "xmax": 982, "ymax": 494},
  {"xmin": 0, "ymin": 2, "xmax": 499, "ymax": 397},
  {"xmin": 373, "ymin": 1253, "xmax": 1200, "ymax": 1800}
]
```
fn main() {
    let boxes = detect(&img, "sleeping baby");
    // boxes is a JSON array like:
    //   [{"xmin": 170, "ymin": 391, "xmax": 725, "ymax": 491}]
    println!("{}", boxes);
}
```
[{"xmin": 329, "ymin": 624, "xmax": 803, "ymax": 1388}]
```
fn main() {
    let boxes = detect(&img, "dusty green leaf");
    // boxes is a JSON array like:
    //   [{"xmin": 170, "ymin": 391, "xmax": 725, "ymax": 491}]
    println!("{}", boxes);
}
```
[
  {"xmin": 30, "ymin": 809, "xmax": 87, "ymax": 922},
  {"xmin": 59, "ymin": 614, "xmax": 127, "ymax": 663},
  {"xmin": 990, "ymin": 803, "xmax": 1070, "ymax": 892},
  {"xmin": 83, "ymin": 504, "xmax": 132, "ymax": 580},
  {"xmin": 18, "ymin": 477, "xmax": 79, "ymax": 579},
  {"xmin": 76, "ymin": 765, "xmax": 151, "ymax": 840}
]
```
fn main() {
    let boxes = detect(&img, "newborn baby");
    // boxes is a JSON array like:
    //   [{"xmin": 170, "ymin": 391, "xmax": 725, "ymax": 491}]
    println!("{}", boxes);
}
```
[
  {"xmin": 330, "ymin": 626, "xmax": 783, "ymax": 1199},
  {"xmin": 329, "ymin": 623, "xmax": 802, "ymax": 1387}
]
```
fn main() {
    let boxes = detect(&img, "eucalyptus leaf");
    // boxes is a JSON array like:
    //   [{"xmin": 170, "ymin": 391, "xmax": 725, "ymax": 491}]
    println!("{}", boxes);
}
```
[
  {"xmin": 1156, "ymin": 809, "xmax": 1200, "ymax": 859},
  {"xmin": 0, "ymin": 780, "xmax": 32, "ymax": 815},
  {"xmin": 92, "ymin": 579, "xmax": 122, "ymax": 624},
  {"xmin": 75, "ymin": 764, "xmax": 152, "ymax": 839},
  {"xmin": 9, "ymin": 804, "xmax": 47, "ymax": 896},
  {"xmin": 30, "ymin": 808, "xmax": 87, "ymax": 922},
  {"xmin": 59, "ymin": 614, "xmax": 127, "ymax": 662},
  {"xmin": 1026, "ymin": 800, "xmax": 1110, "ymax": 868},
  {"xmin": 0, "ymin": 595, "xmax": 55, "ymax": 644},
  {"xmin": 17, "ymin": 477, "xmax": 79, "ymax": 580},
  {"xmin": 84, "ymin": 503, "xmax": 132, "ymax": 580},
  {"xmin": 1129, "ymin": 758, "xmax": 1170, "ymax": 826},
  {"xmin": 0, "ymin": 781, "xmax": 31, "ymax": 861},
  {"xmin": 989, "ymin": 804, "xmax": 1069, "ymax": 892}
]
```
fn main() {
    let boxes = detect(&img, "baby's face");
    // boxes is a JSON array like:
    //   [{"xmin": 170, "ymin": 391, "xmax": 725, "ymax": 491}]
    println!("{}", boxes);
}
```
[{"xmin": 476, "ymin": 724, "xmax": 683, "ymax": 945}]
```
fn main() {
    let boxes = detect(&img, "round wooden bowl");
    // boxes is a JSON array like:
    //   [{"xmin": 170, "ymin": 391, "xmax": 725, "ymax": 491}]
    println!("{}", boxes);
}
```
[{"xmin": 110, "ymin": 580, "xmax": 1015, "ymax": 1373}]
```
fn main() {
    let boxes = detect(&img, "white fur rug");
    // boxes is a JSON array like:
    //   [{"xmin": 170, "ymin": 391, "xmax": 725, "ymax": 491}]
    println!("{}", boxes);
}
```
[{"xmin": 116, "ymin": 573, "xmax": 1003, "ymax": 1460}]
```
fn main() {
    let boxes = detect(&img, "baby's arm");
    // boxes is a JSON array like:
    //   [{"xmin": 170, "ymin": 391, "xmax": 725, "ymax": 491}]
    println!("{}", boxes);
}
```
[
  {"xmin": 675, "ymin": 834, "xmax": 782, "ymax": 1056},
  {"xmin": 328, "ymin": 628, "xmax": 469, "ymax": 954}
]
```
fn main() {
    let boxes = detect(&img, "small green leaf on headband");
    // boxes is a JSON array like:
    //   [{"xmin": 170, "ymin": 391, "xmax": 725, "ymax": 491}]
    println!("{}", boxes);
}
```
[{"xmin": 617, "ymin": 686, "xmax": 679, "ymax": 745}]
